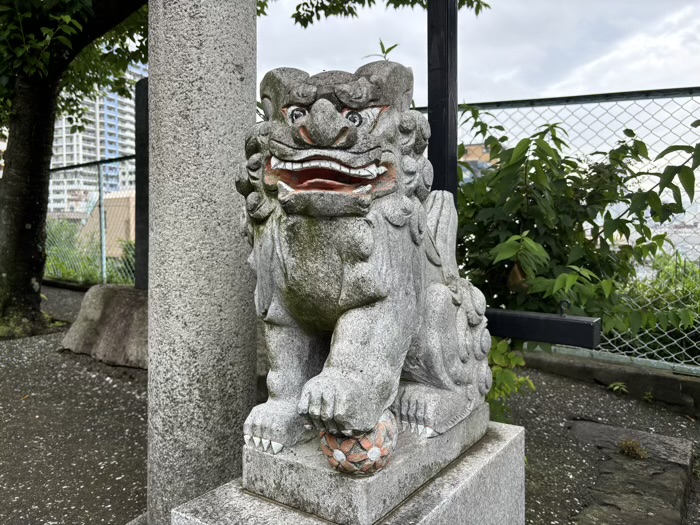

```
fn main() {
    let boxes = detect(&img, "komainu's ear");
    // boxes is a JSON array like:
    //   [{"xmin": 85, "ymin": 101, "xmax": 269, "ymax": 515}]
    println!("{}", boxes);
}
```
[
  {"xmin": 355, "ymin": 61, "xmax": 413, "ymax": 112},
  {"xmin": 260, "ymin": 68, "xmax": 311, "ymax": 121}
]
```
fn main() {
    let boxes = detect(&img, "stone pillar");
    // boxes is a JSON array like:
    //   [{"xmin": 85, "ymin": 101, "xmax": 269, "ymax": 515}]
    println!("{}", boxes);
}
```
[{"xmin": 148, "ymin": 2, "xmax": 257, "ymax": 524}]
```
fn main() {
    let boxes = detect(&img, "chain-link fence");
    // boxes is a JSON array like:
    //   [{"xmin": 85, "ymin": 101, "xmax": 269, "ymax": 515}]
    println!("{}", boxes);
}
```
[
  {"xmin": 46, "ymin": 157, "xmax": 137, "ymax": 286},
  {"xmin": 458, "ymin": 87, "xmax": 700, "ymax": 375}
]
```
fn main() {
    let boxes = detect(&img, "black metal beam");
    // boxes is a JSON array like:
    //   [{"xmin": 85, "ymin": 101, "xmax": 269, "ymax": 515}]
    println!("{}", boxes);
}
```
[
  {"xmin": 49, "ymin": 155, "xmax": 135, "ymax": 172},
  {"xmin": 466, "ymin": 85, "xmax": 700, "ymax": 110},
  {"xmin": 135, "ymin": 78, "xmax": 149, "ymax": 291},
  {"xmin": 486, "ymin": 308, "xmax": 602, "ymax": 349},
  {"xmin": 427, "ymin": 0, "xmax": 459, "ymax": 204}
]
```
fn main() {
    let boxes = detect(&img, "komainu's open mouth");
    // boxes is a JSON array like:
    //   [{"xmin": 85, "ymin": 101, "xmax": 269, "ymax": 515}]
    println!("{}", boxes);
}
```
[{"xmin": 267, "ymin": 155, "xmax": 392, "ymax": 198}]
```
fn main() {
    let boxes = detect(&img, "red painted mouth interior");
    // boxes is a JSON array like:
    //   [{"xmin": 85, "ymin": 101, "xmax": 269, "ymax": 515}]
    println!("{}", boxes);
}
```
[
  {"xmin": 266, "ymin": 164, "xmax": 379, "ymax": 193},
  {"xmin": 282, "ymin": 168, "xmax": 371, "ymax": 191}
]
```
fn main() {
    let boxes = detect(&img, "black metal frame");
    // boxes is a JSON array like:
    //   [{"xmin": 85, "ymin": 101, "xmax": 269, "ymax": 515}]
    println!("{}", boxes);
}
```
[
  {"xmin": 414, "ymin": 86, "xmax": 700, "ymax": 115},
  {"xmin": 426, "ymin": 1, "xmax": 601, "ymax": 348},
  {"xmin": 49, "ymin": 155, "xmax": 135, "ymax": 172},
  {"xmin": 486, "ymin": 309, "xmax": 601, "ymax": 349},
  {"xmin": 467, "ymin": 85, "xmax": 700, "ymax": 110},
  {"xmin": 427, "ymin": 0, "xmax": 459, "ymax": 202},
  {"xmin": 134, "ymin": 78, "xmax": 149, "ymax": 290}
]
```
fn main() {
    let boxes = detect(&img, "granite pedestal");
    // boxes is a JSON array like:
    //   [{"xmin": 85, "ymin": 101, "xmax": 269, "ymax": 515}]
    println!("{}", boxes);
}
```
[{"xmin": 172, "ymin": 422, "xmax": 525, "ymax": 525}]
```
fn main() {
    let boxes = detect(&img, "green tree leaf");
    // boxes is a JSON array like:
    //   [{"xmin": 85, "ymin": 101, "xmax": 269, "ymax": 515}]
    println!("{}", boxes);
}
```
[
  {"xmin": 655, "ymin": 144, "xmax": 694, "ymax": 161},
  {"xmin": 679, "ymin": 165, "xmax": 696, "ymax": 202}
]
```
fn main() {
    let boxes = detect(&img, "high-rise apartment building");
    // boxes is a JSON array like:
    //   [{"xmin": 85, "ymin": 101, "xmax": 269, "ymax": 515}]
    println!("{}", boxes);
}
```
[{"xmin": 49, "ymin": 62, "xmax": 148, "ymax": 214}]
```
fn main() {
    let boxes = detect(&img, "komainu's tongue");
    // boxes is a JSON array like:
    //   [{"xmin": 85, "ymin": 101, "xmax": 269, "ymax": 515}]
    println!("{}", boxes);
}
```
[{"xmin": 296, "ymin": 178, "xmax": 353, "ymax": 191}]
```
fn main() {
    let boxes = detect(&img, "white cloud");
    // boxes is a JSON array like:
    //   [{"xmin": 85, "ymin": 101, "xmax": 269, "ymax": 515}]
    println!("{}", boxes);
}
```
[{"xmin": 543, "ymin": 5, "xmax": 700, "ymax": 96}]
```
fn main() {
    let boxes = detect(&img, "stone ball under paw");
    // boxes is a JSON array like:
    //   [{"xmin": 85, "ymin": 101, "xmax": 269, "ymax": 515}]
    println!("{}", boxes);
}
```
[{"xmin": 319, "ymin": 410, "xmax": 398, "ymax": 476}]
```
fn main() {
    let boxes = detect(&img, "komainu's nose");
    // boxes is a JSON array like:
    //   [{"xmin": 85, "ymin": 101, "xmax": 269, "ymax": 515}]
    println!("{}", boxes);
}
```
[{"xmin": 299, "ymin": 98, "xmax": 356, "ymax": 148}]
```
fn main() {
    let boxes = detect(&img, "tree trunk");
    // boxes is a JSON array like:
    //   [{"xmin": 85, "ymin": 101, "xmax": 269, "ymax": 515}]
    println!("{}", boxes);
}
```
[{"xmin": 0, "ymin": 75, "xmax": 60, "ymax": 331}]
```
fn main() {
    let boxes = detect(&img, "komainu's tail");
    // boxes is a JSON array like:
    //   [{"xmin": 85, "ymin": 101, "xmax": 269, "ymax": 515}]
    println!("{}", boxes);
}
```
[
  {"xmin": 424, "ymin": 190, "xmax": 460, "ymax": 284},
  {"xmin": 396, "ymin": 189, "xmax": 492, "ymax": 435}
]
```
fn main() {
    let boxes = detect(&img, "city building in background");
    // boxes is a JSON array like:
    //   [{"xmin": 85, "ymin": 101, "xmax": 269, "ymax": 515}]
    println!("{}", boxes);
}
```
[
  {"xmin": 459, "ymin": 143, "xmax": 492, "ymax": 183},
  {"xmin": 49, "ymin": 62, "xmax": 147, "ymax": 216}
]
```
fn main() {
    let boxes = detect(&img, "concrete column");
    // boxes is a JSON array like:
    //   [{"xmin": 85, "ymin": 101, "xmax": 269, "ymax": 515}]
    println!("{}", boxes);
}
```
[{"xmin": 148, "ymin": 2, "xmax": 258, "ymax": 525}]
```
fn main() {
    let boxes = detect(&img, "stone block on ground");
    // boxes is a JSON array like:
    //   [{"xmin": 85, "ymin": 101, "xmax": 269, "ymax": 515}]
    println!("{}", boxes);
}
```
[
  {"xmin": 172, "ymin": 422, "xmax": 525, "ymax": 525},
  {"xmin": 570, "ymin": 420, "xmax": 693, "ymax": 525},
  {"xmin": 62, "ymin": 284, "xmax": 147, "ymax": 369}
]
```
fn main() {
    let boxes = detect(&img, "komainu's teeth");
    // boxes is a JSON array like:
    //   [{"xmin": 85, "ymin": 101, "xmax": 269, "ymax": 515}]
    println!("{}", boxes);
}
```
[
  {"xmin": 277, "ymin": 181, "xmax": 295, "ymax": 198},
  {"xmin": 417, "ymin": 424, "xmax": 425, "ymax": 436},
  {"xmin": 262, "ymin": 438, "xmax": 270, "ymax": 451},
  {"xmin": 271, "ymin": 441, "xmax": 284, "ymax": 454},
  {"xmin": 352, "ymin": 185, "xmax": 372, "ymax": 195},
  {"xmin": 253, "ymin": 436, "xmax": 261, "ymax": 448},
  {"xmin": 243, "ymin": 434, "xmax": 251, "ymax": 446},
  {"xmin": 272, "ymin": 158, "xmax": 385, "ymax": 179}
]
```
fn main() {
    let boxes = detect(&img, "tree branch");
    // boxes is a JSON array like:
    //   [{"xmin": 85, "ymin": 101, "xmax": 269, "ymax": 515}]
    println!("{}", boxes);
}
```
[{"xmin": 51, "ymin": 0, "xmax": 147, "ymax": 76}]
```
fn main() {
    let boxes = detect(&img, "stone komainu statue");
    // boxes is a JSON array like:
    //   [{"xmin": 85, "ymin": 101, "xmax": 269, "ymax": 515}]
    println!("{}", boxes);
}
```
[{"xmin": 236, "ymin": 61, "xmax": 492, "ymax": 473}]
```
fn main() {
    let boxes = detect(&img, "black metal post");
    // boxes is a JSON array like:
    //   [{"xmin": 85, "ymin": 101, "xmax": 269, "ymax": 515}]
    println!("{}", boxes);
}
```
[
  {"xmin": 427, "ymin": 0, "xmax": 459, "ymax": 204},
  {"xmin": 135, "ymin": 78, "xmax": 149, "ymax": 290}
]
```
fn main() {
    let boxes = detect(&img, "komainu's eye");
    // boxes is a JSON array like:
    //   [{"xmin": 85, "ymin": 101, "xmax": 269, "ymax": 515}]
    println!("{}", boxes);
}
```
[
  {"xmin": 345, "ymin": 111, "xmax": 363, "ymax": 127},
  {"xmin": 288, "ymin": 106, "xmax": 308, "ymax": 124},
  {"xmin": 343, "ymin": 107, "xmax": 383, "ymax": 130}
]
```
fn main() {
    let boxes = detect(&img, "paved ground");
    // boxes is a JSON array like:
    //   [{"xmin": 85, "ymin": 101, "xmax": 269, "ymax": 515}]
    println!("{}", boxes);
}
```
[
  {"xmin": 1, "ymin": 286, "xmax": 698, "ymax": 524},
  {"xmin": 506, "ymin": 368, "xmax": 700, "ymax": 525},
  {"xmin": 42, "ymin": 285, "xmax": 86, "ymax": 324},
  {"xmin": 0, "ymin": 332, "xmax": 147, "ymax": 525}
]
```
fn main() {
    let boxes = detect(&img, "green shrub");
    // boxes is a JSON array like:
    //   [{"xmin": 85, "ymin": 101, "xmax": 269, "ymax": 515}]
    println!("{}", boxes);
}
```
[{"xmin": 456, "ymin": 109, "xmax": 699, "ymax": 404}]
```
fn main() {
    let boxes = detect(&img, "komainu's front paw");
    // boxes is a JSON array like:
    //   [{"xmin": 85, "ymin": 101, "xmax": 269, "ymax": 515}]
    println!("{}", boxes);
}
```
[
  {"xmin": 297, "ymin": 371, "xmax": 386, "ymax": 434},
  {"xmin": 243, "ymin": 400, "xmax": 312, "ymax": 454}
]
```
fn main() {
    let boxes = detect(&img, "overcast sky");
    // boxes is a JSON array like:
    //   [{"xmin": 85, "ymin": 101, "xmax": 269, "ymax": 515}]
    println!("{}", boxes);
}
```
[{"xmin": 258, "ymin": 0, "xmax": 700, "ymax": 105}]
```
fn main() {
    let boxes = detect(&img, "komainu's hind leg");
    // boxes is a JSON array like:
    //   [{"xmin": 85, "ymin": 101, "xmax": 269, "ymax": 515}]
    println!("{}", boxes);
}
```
[{"xmin": 397, "ymin": 280, "xmax": 492, "ymax": 435}]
